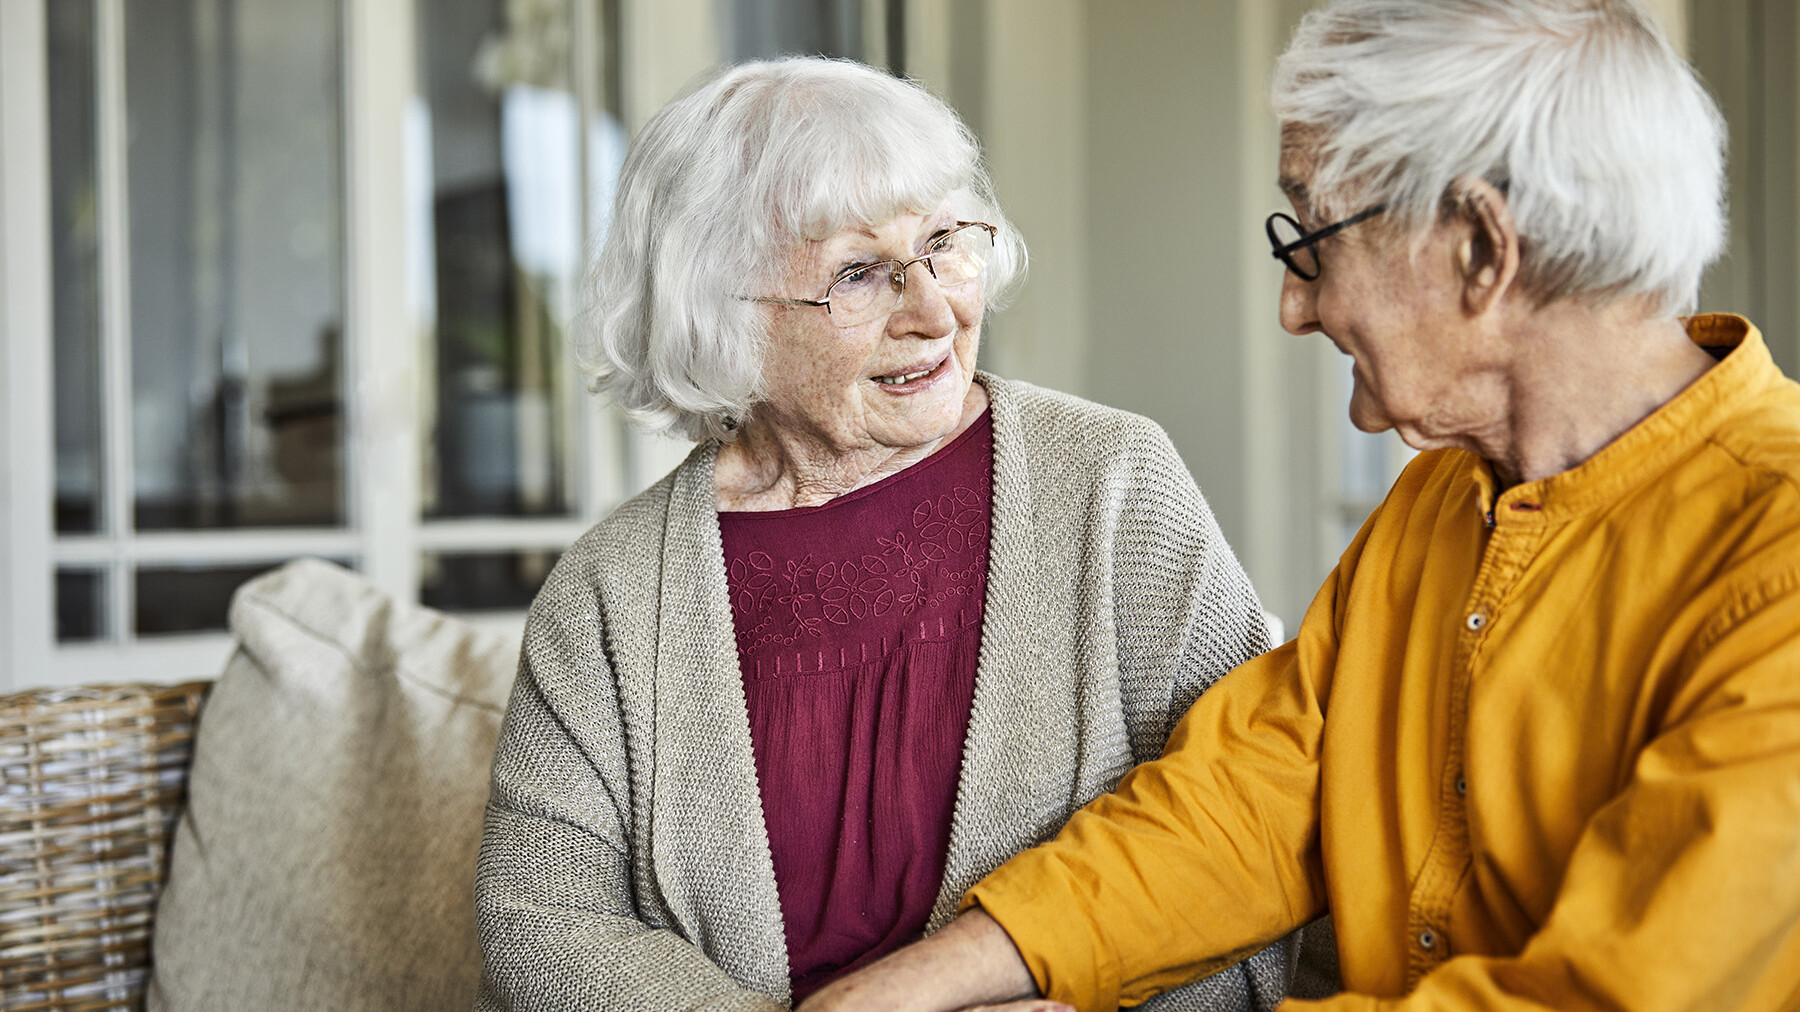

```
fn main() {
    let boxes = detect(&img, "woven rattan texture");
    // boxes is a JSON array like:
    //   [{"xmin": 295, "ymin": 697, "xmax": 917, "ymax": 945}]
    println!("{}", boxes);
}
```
[{"xmin": 0, "ymin": 682, "xmax": 209, "ymax": 1012}]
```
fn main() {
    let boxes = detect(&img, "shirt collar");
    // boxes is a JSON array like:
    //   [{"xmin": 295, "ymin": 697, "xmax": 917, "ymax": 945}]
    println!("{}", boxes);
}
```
[{"xmin": 1466, "ymin": 313, "xmax": 1783, "ymax": 527}]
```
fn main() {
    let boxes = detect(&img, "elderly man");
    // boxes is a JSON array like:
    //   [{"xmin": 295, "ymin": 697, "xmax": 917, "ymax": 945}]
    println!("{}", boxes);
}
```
[{"xmin": 798, "ymin": 1, "xmax": 1800, "ymax": 1010}]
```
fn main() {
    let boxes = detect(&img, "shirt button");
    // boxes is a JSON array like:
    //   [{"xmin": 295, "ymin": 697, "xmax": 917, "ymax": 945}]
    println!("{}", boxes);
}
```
[
  {"xmin": 1420, "ymin": 929, "xmax": 1438, "ymax": 950},
  {"xmin": 1455, "ymin": 775, "xmax": 1468, "ymax": 796},
  {"xmin": 1465, "ymin": 612, "xmax": 1487, "ymax": 631}
]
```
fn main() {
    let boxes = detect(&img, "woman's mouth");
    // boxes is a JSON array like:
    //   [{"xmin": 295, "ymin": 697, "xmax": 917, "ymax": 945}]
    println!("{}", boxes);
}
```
[
  {"xmin": 871, "ymin": 354, "xmax": 951, "ymax": 389},
  {"xmin": 873, "ymin": 365, "xmax": 934, "ymax": 385}
]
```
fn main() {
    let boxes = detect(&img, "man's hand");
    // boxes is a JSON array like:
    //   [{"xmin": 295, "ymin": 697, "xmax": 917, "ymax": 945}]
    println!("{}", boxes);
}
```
[{"xmin": 797, "ymin": 908, "xmax": 1068, "ymax": 1012}]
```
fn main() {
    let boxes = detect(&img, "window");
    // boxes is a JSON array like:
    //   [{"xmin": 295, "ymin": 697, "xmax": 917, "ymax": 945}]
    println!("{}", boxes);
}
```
[
  {"xmin": 0, "ymin": 0, "xmax": 1485, "ymax": 685},
  {"xmin": 1, "ymin": 0, "xmax": 633, "ymax": 690}
]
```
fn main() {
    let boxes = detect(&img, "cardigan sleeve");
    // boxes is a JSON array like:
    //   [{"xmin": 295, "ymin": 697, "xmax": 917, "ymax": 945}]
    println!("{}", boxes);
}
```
[
  {"xmin": 1108, "ymin": 420, "xmax": 1273, "ymax": 766},
  {"xmin": 1094, "ymin": 420, "xmax": 1299, "ymax": 1011},
  {"xmin": 472, "ymin": 593, "xmax": 784, "ymax": 1012}
]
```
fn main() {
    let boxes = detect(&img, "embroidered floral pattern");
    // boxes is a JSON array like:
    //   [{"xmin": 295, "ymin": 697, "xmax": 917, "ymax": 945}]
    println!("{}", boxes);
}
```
[{"xmin": 725, "ymin": 483, "xmax": 991, "ymax": 656}]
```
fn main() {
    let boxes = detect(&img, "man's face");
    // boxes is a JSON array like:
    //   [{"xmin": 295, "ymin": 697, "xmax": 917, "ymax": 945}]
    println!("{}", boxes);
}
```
[{"xmin": 1276, "ymin": 124, "xmax": 1502, "ymax": 452}]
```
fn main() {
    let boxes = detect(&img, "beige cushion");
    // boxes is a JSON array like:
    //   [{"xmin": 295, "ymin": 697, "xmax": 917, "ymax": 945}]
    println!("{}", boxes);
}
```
[{"xmin": 148, "ymin": 558, "xmax": 518, "ymax": 1011}]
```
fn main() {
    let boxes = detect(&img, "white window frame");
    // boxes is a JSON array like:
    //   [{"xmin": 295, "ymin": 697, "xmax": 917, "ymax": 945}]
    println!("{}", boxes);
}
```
[{"xmin": 0, "ymin": 0, "xmax": 649, "ymax": 692}]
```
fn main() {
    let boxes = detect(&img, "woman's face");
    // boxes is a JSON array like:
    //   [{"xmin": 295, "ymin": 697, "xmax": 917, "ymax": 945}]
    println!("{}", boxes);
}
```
[{"xmin": 753, "ymin": 206, "xmax": 985, "ymax": 456}]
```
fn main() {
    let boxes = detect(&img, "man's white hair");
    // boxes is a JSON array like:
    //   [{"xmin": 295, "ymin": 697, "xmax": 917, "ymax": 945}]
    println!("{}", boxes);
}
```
[
  {"xmin": 1272, "ymin": 0, "xmax": 1725, "ymax": 315},
  {"xmin": 579, "ymin": 57, "xmax": 1026, "ymax": 442}
]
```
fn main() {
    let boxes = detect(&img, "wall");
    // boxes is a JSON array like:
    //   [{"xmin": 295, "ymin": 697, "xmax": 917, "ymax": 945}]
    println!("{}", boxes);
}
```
[
  {"xmin": 1692, "ymin": 0, "xmax": 1800, "ymax": 376},
  {"xmin": 1082, "ymin": 0, "xmax": 1254, "ymax": 583},
  {"xmin": 975, "ymin": 0, "xmax": 1337, "ymax": 624},
  {"xmin": 979, "ymin": 0, "xmax": 1088, "ymax": 398}
]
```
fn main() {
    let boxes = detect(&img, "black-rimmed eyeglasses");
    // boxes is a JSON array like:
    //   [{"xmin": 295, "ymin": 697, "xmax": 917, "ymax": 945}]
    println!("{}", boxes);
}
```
[{"xmin": 1265, "ymin": 204, "xmax": 1387, "ymax": 281}]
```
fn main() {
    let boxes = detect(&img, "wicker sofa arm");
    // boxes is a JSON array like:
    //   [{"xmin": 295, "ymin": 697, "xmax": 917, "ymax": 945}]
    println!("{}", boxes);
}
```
[{"xmin": 0, "ymin": 682, "xmax": 211, "ymax": 1012}]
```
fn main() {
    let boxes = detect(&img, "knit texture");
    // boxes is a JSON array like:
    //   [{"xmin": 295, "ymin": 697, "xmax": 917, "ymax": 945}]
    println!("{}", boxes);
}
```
[{"xmin": 473, "ymin": 374, "xmax": 1287, "ymax": 1011}]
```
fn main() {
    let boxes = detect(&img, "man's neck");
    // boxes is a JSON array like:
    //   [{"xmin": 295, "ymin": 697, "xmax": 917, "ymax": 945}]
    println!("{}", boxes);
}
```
[{"xmin": 1481, "ymin": 299, "xmax": 1716, "ymax": 489}]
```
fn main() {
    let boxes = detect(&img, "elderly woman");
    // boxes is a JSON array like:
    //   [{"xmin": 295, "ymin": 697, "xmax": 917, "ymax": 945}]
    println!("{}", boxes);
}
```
[
  {"xmin": 473, "ymin": 57, "xmax": 1289, "ymax": 1011},
  {"xmin": 799, "ymin": 2, "xmax": 1800, "ymax": 1011}
]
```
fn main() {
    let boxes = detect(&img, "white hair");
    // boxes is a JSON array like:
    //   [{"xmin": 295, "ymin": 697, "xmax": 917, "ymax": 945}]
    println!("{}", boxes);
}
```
[
  {"xmin": 578, "ymin": 57, "xmax": 1026, "ymax": 442},
  {"xmin": 1272, "ymin": 0, "xmax": 1725, "ymax": 315}
]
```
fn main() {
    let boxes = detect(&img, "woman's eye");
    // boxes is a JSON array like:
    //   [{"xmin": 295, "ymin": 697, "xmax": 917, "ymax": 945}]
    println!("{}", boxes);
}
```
[{"xmin": 835, "ymin": 264, "xmax": 884, "ymax": 290}]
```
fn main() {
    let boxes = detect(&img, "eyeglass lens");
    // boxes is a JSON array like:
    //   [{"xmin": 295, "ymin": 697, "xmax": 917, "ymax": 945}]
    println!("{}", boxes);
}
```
[
  {"xmin": 823, "ymin": 224, "xmax": 994, "ymax": 326},
  {"xmin": 1266, "ymin": 213, "xmax": 1319, "ymax": 280}
]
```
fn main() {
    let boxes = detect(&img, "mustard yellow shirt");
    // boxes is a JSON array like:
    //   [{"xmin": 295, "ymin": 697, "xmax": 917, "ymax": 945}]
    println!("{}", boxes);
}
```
[{"xmin": 968, "ymin": 315, "xmax": 1800, "ymax": 1011}]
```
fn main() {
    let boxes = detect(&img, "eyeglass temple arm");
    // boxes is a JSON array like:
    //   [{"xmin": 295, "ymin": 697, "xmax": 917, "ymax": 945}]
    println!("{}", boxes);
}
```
[
  {"xmin": 1271, "ymin": 203, "xmax": 1388, "ymax": 258},
  {"xmin": 744, "ymin": 295, "xmax": 830, "ymax": 308}
]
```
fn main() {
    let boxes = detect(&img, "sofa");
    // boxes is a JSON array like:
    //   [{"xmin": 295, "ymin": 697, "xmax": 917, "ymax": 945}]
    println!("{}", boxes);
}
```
[{"xmin": 0, "ymin": 560, "xmax": 520, "ymax": 1011}]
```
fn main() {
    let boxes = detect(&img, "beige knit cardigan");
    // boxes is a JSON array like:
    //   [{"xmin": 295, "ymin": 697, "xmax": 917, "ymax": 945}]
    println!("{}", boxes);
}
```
[{"xmin": 474, "ymin": 375, "xmax": 1292, "ymax": 1011}]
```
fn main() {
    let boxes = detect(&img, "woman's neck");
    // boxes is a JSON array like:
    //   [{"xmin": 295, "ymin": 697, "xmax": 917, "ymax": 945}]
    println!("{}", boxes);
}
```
[{"xmin": 714, "ymin": 383, "xmax": 989, "ymax": 511}]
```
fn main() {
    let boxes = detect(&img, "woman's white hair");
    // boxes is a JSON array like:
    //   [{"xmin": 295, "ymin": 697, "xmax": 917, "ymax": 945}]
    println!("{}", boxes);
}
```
[
  {"xmin": 1272, "ymin": 0, "xmax": 1725, "ymax": 315},
  {"xmin": 579, "ymin": 57, "xmax": 1026, "ymax": 442}
]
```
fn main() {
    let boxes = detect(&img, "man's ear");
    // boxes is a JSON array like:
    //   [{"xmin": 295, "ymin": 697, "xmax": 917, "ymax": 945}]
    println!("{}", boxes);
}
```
[{"xmin": 1450, "ymin": 176, "xmax": 1519, "ymax": 316}]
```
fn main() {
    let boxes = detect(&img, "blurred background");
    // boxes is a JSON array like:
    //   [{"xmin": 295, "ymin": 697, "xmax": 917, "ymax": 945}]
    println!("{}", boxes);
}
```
[{"xmin": 0, "ymin": 0, "xmax": 1780, "ymax": 690}]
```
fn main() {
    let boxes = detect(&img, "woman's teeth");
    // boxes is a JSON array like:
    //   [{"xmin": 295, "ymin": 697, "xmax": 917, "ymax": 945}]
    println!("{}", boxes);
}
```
[{"xmin": 873, "ymin": 366, "xmax": 934, "ymax": 385}]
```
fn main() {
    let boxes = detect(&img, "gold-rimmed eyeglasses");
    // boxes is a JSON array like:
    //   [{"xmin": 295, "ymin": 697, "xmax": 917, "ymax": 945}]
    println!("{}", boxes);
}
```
[{"xmin": 748, "ymin": 221, "xmax": 997, "ymax": 327}]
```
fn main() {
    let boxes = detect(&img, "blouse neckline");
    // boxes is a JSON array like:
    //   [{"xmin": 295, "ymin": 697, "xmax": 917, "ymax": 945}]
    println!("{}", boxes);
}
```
[{"xmin": 718, "ymin": 408, "xmax": 995, "ymax": 520}]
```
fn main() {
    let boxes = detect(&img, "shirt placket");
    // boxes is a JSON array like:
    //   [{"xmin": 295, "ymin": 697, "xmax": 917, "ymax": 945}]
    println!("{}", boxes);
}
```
[{"xmin": 1405, "ymin": 505, "xmax": 1538, "ymax": 987}]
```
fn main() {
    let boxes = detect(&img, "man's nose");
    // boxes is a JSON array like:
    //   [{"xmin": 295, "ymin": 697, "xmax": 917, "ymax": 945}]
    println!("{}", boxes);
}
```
[{"xmin": 1278, "ymin": 268, "xmax": 1321, "ymax": 336}]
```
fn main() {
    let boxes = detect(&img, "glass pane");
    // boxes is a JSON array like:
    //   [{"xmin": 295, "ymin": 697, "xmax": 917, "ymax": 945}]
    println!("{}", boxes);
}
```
[
  {"xmin": 133, "ymin": 561, "xmax": 347, "ymax": 636},
  {"xmin": 48, "ymin": 0, "xmax": 104, "ymax": 534},
  {"xmin": 126, "ymin": 0, "xmax": 346, "ymax": 530},
  {"xmin": 731, "ymin": 0, "xmax": 866, "ymax": 61},
  {"xmin": 419, "ymin": 0, "xmax": 577, "ymax": 519},
  {"xmin": 419, "ymin": 550, "xmax": 558, "ymax": 612},
  {"xmin": 56, "ymin": 569, "xmax": 107, "ymax": 643}
]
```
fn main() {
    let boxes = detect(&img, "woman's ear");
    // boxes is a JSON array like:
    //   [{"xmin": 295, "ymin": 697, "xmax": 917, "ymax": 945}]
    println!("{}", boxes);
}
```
[{"xmin": 1450, "ymin": 176, "xmax": 1520, "ymax": 316}]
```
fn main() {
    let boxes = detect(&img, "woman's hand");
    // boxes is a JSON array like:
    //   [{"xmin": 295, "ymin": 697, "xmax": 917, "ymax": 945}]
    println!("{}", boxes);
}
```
[{"xmin": 797, "ymin": 909, "xmax": 1056, "ymax": 1012}]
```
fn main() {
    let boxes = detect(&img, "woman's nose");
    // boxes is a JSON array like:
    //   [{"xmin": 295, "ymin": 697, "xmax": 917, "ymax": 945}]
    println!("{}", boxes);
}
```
[
  {"xmin": 887, "ymin": 261, "xmax": 958, "ymax": 338},
  {"xmin": 1278, "ymin": 268, "xmax": 1321, "ymax": 336}
]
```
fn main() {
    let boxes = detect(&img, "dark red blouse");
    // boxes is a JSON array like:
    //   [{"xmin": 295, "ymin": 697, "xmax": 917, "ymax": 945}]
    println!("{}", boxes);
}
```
[{"xmin": 717, "ymin": 410, "xmax": 993, "ymax": 1000}]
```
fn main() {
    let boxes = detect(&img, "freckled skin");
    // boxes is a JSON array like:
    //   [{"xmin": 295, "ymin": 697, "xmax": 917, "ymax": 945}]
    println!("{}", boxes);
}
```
[{"xmin": 715, "ymin": 205, "xmax": 989, "ymax": 511}]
